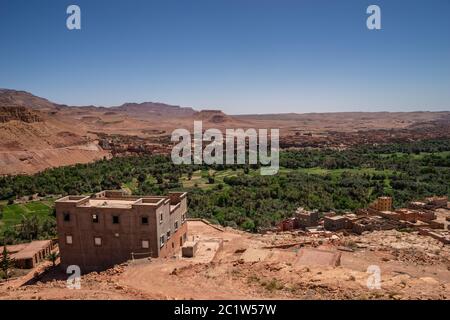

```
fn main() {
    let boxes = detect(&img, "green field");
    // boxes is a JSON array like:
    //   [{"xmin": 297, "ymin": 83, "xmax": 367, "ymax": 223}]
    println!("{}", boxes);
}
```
[
  {"xmin": 280, "ymin": 167, "xmax": 395, "ymax": 180},
  {"xmin": 0, "ymin": 200, "xmax": 54, "ymax": 229},
  {"xmin": 180, "ymin": 168, "xmax": 262, "ymax": 190},
  {"xmin": 179, "ymin": 167, "xmax": 395, "ymax": 190},
  {"xmin": 379, "ymin": 151, "xmax": 450, "ymax": 159}
]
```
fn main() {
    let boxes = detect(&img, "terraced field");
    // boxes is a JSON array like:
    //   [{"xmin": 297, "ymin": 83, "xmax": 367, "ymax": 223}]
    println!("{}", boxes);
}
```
[{"xmin": 0, "ymin": 199, "xmax": 54, "ymax": 230}]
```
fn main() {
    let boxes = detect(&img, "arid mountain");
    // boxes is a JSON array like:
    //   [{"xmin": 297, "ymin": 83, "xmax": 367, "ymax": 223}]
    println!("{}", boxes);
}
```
[
  {"xmin": 235, "ymin": 111, "xmax": 450, "ymax": 133},
  {"xmin": 0, "ymin": 106, "xmax": 43, "ymax": 123},
  {"xmin": 0, "ymin": 90, "xmax": 107, "ymax": 175},
  {"xmin": 113, "ymin": 102, "xmax": 197, "ymax": 119},
  {"xmin": 0, "ymin": 88, "xmax": 449, "ymax": 175},
  {"xmin": 194, "ymin": 110, "xmax": 232, "ymax": 123},
  {"xmin": 0, "ymin": 89, "xmax": 58, "ymax": 111}
]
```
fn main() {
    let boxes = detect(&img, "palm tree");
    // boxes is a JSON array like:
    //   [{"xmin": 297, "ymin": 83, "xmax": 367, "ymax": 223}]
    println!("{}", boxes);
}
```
[
  {"xmin": 47, "ymin": 252, "xmax": 59, "ymax": 267},
  {"xmin": 19, "ymin": 215, "xmax": 40, "ymax": 241}
]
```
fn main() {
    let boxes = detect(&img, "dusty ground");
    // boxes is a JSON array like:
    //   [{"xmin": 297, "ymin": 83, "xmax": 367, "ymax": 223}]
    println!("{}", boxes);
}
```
[{"xmin": 1, "ymin": 220, "xmax": 449, "ymax": 300}]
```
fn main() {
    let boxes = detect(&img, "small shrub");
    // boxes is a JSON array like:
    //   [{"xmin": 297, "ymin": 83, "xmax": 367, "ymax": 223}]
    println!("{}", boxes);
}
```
[{"xmin": 263, "ymin": 278, "xmax": 284, "ymax": 292}]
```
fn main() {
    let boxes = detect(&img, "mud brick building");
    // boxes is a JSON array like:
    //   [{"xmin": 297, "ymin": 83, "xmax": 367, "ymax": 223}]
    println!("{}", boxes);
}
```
[
  {"xmin": 323, "ymin": 215, "xmax": 349, "ymax": 231},
  {"xmin": 55, "ymin": 190, "xmax": 188, "ymax": 272},
  {"xmin": 0, "ymin": 240, "xmax": 56, "ymax": 269},
  {"xmin": 278, "ymin": 218, "xmax": 296, "ymax": 231},
  {"xmin": 296, "ymin": 207, "xmax": 319, "ymax": 228},
  {"xmin": 351, "ymin": 216, "xmax": 398, "ymax": 235},
  {"xmin": 409, "ymin": 196, "xmax": 448, "ymax": 210},
  {"xmin": 370, "ymin": 196, "xmax": 393, "ymax": 212},
  {"xmin": 424, "ymin": 196, "xmax": 448, "ymax": 209}
]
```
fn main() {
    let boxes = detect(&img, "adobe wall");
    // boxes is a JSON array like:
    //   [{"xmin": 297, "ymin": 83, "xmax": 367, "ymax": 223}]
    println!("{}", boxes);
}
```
[
  {"xmin": 56, "ymin": 193, "xmax": 188, "ymax": 272},
  {"xmin": 159, "ymin": 222, "xmax": 188, "ymax": 258},
  {"xmin": 56, "ymin": 202, "xmax": 160, "ymax": 272}
]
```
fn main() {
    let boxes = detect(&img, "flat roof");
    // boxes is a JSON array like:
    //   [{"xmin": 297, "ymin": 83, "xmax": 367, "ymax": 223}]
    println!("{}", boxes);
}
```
[
  {"xmin": 57, "ymin": 196, "xmax": 167, "ymax": 208},
  {"xmin": 56, "ymin": 190, "xmax": 187, "ymax": 208},
  {"xmin": 1, "ymin": 240, "xmax": 52, "ymax": 260},
  {"xmin": 396, "ymin": 209, "xmax": 415, "ymax": 213},
  {"xmin": 58, "ymin": 196, "xmax": 89, "ymax": 202},
  {"xmin": 79, "ymin": 199, "xmax": 138, "ymax": 209},
  {"xmin": 0, "ymin": 243, "xmax": 28, "ymax": 254},
  {"xmin": 78, "ymin": 197, "xmax": 169, "ymax": 208},
  {"xmin": 325, "ymin": 215, "xmax": 347, "ymax": 221}
]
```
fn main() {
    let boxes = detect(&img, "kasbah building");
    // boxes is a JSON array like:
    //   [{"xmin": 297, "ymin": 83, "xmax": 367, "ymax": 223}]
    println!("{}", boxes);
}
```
[{"xmin": 55, "ymin": 190, "xmax": 188, "ymax": 272}]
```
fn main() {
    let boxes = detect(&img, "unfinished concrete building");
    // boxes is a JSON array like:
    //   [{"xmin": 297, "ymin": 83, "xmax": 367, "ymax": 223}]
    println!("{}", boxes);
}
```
[{"xmin": 55, "ymin": 190, "xmax": 188, "ymax": 272}]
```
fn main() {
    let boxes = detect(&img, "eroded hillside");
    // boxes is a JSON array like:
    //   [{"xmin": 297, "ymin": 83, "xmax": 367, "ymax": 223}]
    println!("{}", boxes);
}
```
[{"xmin": 1, "ymin": 88, "xmax": 450, "ymax": 175}]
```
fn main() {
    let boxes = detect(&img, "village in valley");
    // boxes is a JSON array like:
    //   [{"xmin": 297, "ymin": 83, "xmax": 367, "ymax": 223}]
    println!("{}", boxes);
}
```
[
  {"xmin": 1, "ymin": 1, "xmax": 450, "ymax": 304},
  {"xmin": 1, "ymin": 191, "xmax": 449, "ymax": 300},
  {"xmin": 277, "ymin": 195, "xmax": 450, "ymax": 245}
]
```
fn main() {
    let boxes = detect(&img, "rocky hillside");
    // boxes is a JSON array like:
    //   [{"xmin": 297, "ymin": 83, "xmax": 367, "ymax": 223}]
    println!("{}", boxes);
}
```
[
  {"xmin": 1, "ymin": 88, "xmax": 450, "ymax": 175},
  {"xmin": 0, "ymin": 106, "xmax": 43, "ymax": 123},
  {"xmin": 113, "ymin": 102, "xmax": 196, "ymax": 119},
  {"xmin": 0, "ymin": 90, "xmax": 105, "ymax": 175},
  {"xmin": 0, "ymin": 89, "xmax": 57, "ymax": 111}
]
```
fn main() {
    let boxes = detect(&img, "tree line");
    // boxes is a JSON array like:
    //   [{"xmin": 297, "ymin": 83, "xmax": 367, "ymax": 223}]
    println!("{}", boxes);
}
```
[{"xmin": 0, "ymin": 139, "xmax": 449, "ymax": 233}]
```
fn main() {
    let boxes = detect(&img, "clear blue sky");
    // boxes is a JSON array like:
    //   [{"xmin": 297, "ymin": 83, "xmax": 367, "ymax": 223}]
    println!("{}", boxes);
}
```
[{"xmin": 0, "ymin": 0, "xmax": 449, "ymax": 114}]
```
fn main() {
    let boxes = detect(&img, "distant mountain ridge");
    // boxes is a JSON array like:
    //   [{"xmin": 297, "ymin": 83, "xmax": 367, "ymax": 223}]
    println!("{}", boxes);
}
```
[
  {"xmin": 0, "ymin": 89, "xmax": 199, "ymax": 118},
  {"xmin": 1, "ymin": 88, "xmax": 450, "ymax": 175},
  {"xmin": 113, "ymin": 102, "xmax": 197, "ymax": 118},
  {"xmin": 0, "ymin": 89, "xmax": 57, "ymax": 110}
]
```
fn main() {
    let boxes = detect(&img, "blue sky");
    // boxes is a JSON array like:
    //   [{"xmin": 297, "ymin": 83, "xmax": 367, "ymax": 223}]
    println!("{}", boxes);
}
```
[{"xmin": 0, "ymin": 0, "xmax": 449, "ymax": 114}]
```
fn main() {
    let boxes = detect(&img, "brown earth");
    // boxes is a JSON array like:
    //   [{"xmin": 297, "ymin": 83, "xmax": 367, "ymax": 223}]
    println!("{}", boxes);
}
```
[
  {"xmin": 1, "ymin": 88, "xmax": 450, "ymax": 175},
  {"xmin": 1, "ymin": 220, "xmax": 449, "ymax": 300},
  {"xmin": 0, "ymin": 144, "xmax": 110, "ymax": 176},
  {"xmin": 0, "ymin": 106, "xmax": 43, "ymax": 123}
]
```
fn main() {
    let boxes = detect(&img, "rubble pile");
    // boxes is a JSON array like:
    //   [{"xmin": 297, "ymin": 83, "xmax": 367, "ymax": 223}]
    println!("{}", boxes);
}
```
[{"xmin": 391, "ymin": 248, "xmax": 448, "ymax": 266}]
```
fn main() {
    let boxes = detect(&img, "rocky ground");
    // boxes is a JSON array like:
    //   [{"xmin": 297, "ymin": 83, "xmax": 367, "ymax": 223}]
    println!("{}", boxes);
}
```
[{"xmin": 0, "ymin": 221, "xmax": 449, "ymax": 300}]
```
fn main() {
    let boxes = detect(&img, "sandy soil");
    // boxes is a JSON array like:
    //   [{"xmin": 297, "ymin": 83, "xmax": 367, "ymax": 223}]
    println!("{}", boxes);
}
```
[{"xmin": 1, "ymin": 220, "xmax": 449, "ymax": 300}]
